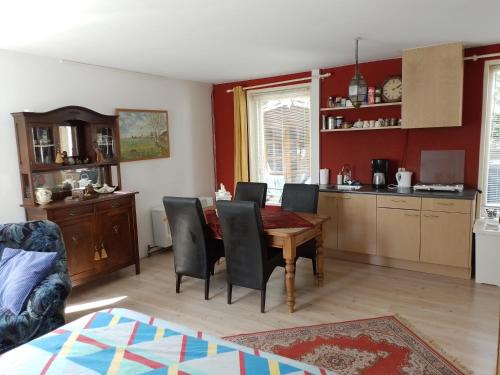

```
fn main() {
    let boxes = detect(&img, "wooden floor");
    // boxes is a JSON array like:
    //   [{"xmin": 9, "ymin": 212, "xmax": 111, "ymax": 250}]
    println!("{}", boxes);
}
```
[{"xmin": 67, "ymin": 251, "xmax": 500, "ymax": 374}]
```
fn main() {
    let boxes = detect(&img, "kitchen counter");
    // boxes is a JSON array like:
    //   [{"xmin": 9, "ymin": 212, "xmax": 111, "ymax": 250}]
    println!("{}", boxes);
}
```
[{"xmin": 319, "ymin": 185, "xmax": 478, "ymax": 200}]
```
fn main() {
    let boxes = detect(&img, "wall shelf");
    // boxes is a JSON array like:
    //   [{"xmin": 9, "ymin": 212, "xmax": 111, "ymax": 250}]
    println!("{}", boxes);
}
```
[
  {"xmin": 320, "ymin": 102, "xmax": 402, "ymax": 112},
  {"xmin": 321, "ymin": 126, "xmax": 402, "ymax": 133}
]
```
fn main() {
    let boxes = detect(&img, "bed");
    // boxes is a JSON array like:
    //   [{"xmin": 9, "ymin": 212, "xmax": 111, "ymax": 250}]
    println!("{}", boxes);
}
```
[{"xmin": 0, "ymin": 308, "xmax": 330, "ymax": 374}]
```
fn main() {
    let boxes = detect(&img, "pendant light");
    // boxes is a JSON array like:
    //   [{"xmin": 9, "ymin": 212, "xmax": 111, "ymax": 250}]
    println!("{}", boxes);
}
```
[{"xmin": 348, "ymin": 38, "xmax": 368, "ymax": 108}]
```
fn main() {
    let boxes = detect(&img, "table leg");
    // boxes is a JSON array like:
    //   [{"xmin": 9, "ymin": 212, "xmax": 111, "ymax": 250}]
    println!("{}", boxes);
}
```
[
  {"xmin": 283, "ymin": 237, "xmax": 296, "ymax": 313},
  {"xmin": 316, "ymin": 230, "xmax": 324, "ymax": 285}
]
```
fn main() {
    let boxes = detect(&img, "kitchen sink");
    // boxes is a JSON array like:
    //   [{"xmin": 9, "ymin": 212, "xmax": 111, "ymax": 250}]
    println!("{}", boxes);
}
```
[{"xmin": 330, "ymin": 185, "xmax": 362, "ymax": 191}]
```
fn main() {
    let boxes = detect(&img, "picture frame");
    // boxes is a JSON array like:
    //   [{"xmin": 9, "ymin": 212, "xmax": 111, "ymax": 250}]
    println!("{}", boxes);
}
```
[{"xmin": 116, "ymin": 109, "xmax": 170, "ymax": 162}]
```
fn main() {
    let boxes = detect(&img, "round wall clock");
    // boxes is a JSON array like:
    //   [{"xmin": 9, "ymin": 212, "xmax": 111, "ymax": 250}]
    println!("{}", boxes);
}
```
[{"xmin": 381, "ymin": 75, "xmax": 402, "ymax": 103}]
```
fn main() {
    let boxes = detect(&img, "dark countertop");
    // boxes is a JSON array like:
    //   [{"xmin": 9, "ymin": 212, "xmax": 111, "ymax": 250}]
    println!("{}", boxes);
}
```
[{"xmin": 319, "ymin": 185, "xmax": 478, "ymax": 200}]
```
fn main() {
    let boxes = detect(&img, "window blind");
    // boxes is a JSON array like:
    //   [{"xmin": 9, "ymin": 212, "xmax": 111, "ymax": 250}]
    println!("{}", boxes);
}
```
[
  {"xmin": 247, "ymin": 86, "xmax": 311, "ymax": 202},
  {"xmin": 485, "ymin": 66, "xmax": 500, "ymax": 205}
]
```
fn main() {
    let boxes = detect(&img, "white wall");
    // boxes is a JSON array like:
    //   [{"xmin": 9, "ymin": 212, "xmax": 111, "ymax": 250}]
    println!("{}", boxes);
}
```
[{"xmin": 0, "ymin": 49, "xmax": 215, "ymax": 256}]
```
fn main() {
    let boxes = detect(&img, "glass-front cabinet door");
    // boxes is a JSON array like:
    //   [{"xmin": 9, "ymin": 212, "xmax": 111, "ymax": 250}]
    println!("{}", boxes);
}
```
[
  {"xmin": 94, "ymin": 125, "xmax": 115, "ymax": 162},
  {"xmin": 31, "ymin": 125, "xmax": 56, "ymax": 166}
]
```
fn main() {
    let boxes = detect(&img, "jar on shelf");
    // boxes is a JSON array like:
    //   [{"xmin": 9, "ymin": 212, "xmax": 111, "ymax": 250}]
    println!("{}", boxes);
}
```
[
  {"xmin": 335, "ymin": 116, "xmax": 344, "ymax": 128},
  {"xmin": 368, "ymin": 87, "xmax": 376, "ymax": 105}
]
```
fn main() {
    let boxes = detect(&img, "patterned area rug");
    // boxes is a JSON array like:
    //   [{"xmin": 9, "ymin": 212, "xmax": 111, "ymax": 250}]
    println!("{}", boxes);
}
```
[{"xmin": 224, "ymin": 316, "xmax": 471, "ymax": 375}]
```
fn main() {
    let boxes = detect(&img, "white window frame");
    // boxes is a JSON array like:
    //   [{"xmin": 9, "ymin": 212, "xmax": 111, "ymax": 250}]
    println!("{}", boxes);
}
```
[
  {"xmin": 478, "ymin": 59, "xmax": 500, "ymax": 207},
  {"xmin": 246, "ymin": 70, "xmax": 320, "ymax": 188},
  {"xmin": 246, "ymin": 82, "xmax": 315, "ymax": 195}
]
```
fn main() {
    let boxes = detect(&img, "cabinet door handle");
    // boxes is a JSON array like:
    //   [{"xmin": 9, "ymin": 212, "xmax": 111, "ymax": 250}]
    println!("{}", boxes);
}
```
[
  {"xmin": 71, "ymin": 235, "xmax": 79, "ymax": 244},
  {"xmin": 112, "ymin": 224, "xmax": 120, "ymax": 234}
]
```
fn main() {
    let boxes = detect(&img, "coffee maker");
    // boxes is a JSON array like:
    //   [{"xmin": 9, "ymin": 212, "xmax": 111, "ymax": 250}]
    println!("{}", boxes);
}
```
[{"xmin": 371, "ymin": 159, "xmax": 389, "ymax": 188}]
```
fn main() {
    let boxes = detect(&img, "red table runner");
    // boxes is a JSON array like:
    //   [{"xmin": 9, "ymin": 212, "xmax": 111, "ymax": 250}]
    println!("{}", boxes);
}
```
[{"xmin": 205, "ymin": 205, "xmax": 314, "ymax": 238}]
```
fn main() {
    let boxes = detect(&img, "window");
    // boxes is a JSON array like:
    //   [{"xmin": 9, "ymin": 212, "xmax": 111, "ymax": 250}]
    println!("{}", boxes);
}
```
[
  {"xmin": 481, "ymin": 63, "xmax": 500, "ymax": 206},
  {"xmin": 247, "ymin": 85, "xmax": 311, "ymax": 203}
]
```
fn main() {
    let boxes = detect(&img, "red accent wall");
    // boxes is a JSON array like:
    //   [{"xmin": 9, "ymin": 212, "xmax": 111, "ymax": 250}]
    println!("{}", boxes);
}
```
[{"xmin": 213, "ymin": 44, "xmax": 500, "ymax": 192}]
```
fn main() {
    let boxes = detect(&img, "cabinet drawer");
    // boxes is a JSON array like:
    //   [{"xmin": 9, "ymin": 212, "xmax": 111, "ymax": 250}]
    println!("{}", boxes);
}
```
[
  {"xmin": 96, "ymin": 197, "xmax": 131, "ymax": 212},
  {"xmin": 50, "ymin": 205, "xmax": 94, "ymax": 220},
  {"xmin": 377, "ymin": 195, "xmax": 421, "ymax": 210},
  {"xmin": 421, "ymin": 198, "xmax": 471, "ymax": 213}
]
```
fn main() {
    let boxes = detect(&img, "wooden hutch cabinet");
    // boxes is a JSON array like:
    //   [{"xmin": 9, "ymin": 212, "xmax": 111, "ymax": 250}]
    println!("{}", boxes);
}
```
[{"xmin": 12, "ymin": 106, "xmax": 140, "ymax": 286}]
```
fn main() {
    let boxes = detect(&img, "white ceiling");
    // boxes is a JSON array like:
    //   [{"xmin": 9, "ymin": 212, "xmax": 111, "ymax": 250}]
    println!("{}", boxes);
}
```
[{"xmin": 1, "ymin": 0, "xmax": 499, "ymax": 83}]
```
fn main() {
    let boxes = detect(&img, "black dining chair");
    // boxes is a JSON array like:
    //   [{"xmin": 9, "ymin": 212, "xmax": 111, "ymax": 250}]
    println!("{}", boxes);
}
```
[
  {"xmin": 163, "ymin": 196, "xmax": 224, "ymax": 300},
  {"xmin": 234, "ymin": 182, "xmax": 267, "ymax": 208},
  {"xmin": 216, "ymin": 200, "xmax": 284, "ymax": 313},
  {"xmin": 281, "ymin": 183, "xmax": 320, "ymax": 275}
]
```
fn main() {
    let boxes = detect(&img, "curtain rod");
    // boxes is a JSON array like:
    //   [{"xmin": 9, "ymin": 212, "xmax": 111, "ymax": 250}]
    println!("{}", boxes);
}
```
[
  {"xmin": 226, "ymin": 73, "xmax": 331, "ymax": 93},
  {"xmin": 464, "ymin": 52, "xmax": 500, "ymax": 61}
]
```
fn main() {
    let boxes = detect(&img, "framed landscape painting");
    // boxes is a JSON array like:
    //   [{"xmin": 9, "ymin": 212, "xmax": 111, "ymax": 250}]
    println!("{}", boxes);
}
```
[{"xmin": 116, "ymin": 109, "xmax": 170, "ymax": 162}]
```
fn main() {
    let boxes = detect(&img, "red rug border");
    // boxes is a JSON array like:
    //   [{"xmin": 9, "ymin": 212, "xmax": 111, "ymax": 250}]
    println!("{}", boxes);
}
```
[{"xmin": 223, "ymin": 314, "xmax": 468, "ymax": 375}]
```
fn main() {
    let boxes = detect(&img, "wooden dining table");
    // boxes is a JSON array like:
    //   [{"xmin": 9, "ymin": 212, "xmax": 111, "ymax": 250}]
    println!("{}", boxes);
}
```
[{"xmin": 204, "ymin": 206, "xmax": 330, "ymax": 313}]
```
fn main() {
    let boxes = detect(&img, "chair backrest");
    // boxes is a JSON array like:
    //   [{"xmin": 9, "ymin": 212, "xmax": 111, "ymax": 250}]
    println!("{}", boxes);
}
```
[
  {"xmin": 281, "ymin": 183, "xmax": 319, "ymax": 213},
  {"xmin": 216, "ymin": 200, "xmax": 267, "ymax": 290},
  {"xmin": 163, "ymin": 197, "xmax": 208, "ymax": 278},
  {"xmin": 234, "ymin": 182, "xmax": 267, "ymax": 208},
  {"xmin": 0, "ymin": 220, "xmax": 68, "ymax": 275}
]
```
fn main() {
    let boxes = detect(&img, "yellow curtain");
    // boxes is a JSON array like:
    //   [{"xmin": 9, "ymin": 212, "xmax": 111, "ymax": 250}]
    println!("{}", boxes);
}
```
[{"xmin": 233, "ymin": 86, "xmax": 249, "ymax": 185}]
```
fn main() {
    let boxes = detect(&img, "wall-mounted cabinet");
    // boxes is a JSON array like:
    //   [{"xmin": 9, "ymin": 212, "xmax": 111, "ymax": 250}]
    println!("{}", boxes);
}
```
[{"xmin": 402, "ymin": 43, "xmax": 464, "ymax": 129}]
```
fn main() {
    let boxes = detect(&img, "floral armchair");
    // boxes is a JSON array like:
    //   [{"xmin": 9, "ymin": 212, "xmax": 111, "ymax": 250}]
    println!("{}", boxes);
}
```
[{"xmin": 0, "ymin": 220, "xmax": 72, "ymax": 354}]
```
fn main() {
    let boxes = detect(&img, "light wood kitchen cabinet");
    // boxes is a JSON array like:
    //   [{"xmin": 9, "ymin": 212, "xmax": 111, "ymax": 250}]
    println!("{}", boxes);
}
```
[
  {"xmin": 420, "ymin": 211, "xmax": 471, "ymax": 268},
  {"xmin": 318, "ymin": 193, "xmax": 339, "ymax": 249},
  {"xmin": 318, "ymin": 191, "xmax": 475, "ymax": 278},
  {"xmin": 402, "ymin": 42, "xmax": 463, "ymax": 129},
  {"xmin": 337, "ymin": 193, "xmax": 376, "ymax": 254},
  {"xmin": 377, "ymin": 208, "xmax": 421, "ymax": 261},
  {"xmin": 421, "ymin": 198, "xmax": 471, "ymax": 214}
]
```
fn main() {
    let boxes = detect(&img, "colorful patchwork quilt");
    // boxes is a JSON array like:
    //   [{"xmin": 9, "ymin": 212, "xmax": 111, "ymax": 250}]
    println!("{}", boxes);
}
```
[{"xmin": 0, "ymin": 308, "xmax": 330, "ymax": 374}]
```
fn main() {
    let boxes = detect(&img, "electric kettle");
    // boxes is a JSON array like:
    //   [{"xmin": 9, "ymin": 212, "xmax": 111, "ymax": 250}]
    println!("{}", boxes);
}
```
[{"xmin": 396, "ymin": 169, "xmax": 413, "ymax": 188}]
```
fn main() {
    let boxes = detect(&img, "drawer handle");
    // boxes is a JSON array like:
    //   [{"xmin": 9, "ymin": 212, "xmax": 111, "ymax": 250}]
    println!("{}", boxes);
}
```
[
  {"xmin": 111, "ymin": 202, "xmax": 120, "ymax": 208},
  {"xmin": 69, "ymin": 210, "xmax": 79, "ymax": 216},
  {"xmin": 436, "ymin": 202, "xmax": 453, "ymax": 206},
  {"xmin": 391, "ymin": 199, "xmax": 404, "ymax": 203},
  {"xmin": 423, "ymin": 214, "xmax": 439, "ymax": 218},
  {"xmin": 112, "ymin": 224, "xmax": 120, "ymax": 234},
  {"xmin": 404, "ymin": 213, "xmax": 419, "ymax": 217}
]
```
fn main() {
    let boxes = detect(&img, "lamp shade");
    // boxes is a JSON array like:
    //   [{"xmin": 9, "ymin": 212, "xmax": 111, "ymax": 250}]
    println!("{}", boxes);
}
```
[{"xmin": 348, "ymin": 71, "xmax": 368, "ymax": 108}]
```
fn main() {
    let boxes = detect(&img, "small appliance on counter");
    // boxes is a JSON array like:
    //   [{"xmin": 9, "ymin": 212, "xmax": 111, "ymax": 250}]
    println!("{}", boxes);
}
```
[
  {"xmin": 371, "ymin": 159, "xmax": 389, "ymax": 188},
  {"xmin": 395, "ymin": 168, "xmax": 413, "ymax": 188}
]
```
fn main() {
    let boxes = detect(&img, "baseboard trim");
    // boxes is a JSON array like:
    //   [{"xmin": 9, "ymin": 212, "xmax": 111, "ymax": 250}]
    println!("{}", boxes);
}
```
[{"xmin": 325, "ymin": 248, "xmax": 471, "ymax": 279}]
